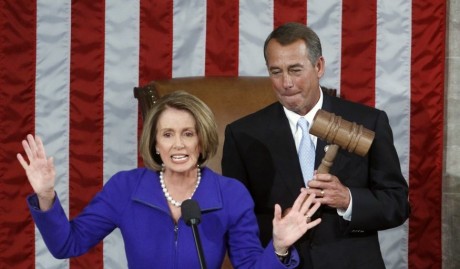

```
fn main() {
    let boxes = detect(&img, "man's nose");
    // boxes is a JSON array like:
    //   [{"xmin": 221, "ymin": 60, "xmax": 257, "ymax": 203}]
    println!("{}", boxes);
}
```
[{"xmin": 282, "ymin": 73, "xmax": 294, "ymax": 88}]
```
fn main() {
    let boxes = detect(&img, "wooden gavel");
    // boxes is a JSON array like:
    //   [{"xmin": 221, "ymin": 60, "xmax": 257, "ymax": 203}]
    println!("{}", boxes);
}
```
[{"xmin": 309, "ymin": 109, "xmax": 375, "ymax": 174}]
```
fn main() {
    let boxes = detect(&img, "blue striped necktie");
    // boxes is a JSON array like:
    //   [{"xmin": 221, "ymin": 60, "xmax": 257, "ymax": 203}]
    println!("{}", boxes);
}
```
[{"xmin": 297, "ymin": 117, "xmax": 315, "ymax": 185}]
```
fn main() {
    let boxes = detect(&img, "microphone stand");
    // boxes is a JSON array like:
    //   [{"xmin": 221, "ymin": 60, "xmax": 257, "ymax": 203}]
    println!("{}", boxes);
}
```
[
  {"xmin": 182, "ymin": 199, "xmax": 207, "ymax": 269},
  {"xmin": 190, "ymin": 219, "xmax": 207, "ymax": 269}
]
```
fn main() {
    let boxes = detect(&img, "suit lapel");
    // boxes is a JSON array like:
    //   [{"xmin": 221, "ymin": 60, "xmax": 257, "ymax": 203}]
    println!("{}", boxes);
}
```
[{"xmin": 265, "ymin": 103, "xmax": 306, "ymax": 196}]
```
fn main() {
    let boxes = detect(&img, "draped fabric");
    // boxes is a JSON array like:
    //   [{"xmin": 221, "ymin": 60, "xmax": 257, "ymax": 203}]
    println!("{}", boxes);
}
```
[{"xmin": 0, "ymin": 0, "xmax": 445, "ymax": 268}]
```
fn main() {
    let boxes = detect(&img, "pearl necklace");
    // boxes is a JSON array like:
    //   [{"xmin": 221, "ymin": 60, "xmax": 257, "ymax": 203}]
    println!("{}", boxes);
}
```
[{"xmin": 159, "ymin": 167, "xmax": 201, "ymax": 207}]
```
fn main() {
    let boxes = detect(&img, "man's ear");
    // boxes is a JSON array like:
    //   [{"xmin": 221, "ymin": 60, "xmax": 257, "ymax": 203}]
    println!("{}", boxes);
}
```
[{"xmin": 316, "ymin": 56, "xmax": 326, "ymax": 78}]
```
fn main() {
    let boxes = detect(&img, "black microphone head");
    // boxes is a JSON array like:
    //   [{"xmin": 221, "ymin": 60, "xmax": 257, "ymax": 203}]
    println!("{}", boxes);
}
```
[{"xmin": 181, "ymin": 199, "xmax": 201, "ymax": 226}]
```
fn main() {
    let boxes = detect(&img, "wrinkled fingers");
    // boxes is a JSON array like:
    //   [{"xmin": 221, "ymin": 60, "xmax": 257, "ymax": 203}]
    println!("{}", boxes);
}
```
[
  {"xmin": 291, "ymin": 188, "xmax": 308, "ymax": 211},
  {"xmin": 305, "ymin": 200, "xmax": 321, "ymax": 218},
  {"xmin": 17, "ymin": 153, "xmax": 28, "ymax": 170},
  {"xmin": 300, "ymin": 193, "xmax": 316, "ymax": 215}
]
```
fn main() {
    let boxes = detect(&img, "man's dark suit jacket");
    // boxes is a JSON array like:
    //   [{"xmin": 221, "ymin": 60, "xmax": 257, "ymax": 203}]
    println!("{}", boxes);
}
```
[{"xmin": 222, "ymin": 91, "xmax": 410, "ymax": 269}]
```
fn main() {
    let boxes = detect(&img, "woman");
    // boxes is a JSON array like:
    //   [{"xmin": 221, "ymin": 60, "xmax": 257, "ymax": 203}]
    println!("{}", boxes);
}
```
[{"xmin": 17, "ymin": 91, "xmax": 321, "ymax": 269}]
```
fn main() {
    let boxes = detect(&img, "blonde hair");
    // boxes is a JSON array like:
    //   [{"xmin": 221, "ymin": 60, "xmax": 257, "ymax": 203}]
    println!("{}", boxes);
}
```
[{"xmin": 139, "ymin": 90, "xmax": 218, "ymax": 171}]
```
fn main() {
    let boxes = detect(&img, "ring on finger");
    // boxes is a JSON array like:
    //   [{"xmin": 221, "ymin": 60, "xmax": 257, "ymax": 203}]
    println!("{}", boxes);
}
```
[
  {"xmin": 305, "ymin": 215, "xmax": 311, "ymax": 223},
  {"xmin": 320, "ymin": 189, "xmax": 325, "ymax": 196}
]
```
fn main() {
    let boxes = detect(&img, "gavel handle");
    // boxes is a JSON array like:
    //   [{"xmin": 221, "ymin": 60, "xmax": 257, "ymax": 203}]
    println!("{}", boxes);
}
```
[
  {"xmin": 283, "ymin": 145, "xmax": 337, "ymax": 216},
  {"xmin": 317, "ymin": 144, "xmax": 339, "ymax": 174}
]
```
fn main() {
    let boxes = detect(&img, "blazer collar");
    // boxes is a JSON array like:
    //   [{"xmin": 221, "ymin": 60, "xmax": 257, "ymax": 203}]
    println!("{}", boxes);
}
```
[{"xmin": 132, "ymin": 167, "xmax": 223, "ymax": 213}]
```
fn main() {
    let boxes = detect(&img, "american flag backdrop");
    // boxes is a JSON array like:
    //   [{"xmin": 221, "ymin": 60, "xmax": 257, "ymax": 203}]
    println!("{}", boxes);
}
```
[{"xmin": 0, "ymin": 0, "xmax": 445, "ymax": 268}]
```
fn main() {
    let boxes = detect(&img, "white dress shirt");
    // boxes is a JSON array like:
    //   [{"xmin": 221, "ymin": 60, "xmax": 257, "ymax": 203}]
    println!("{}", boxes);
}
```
[{"xmin": 282, "ymin": 87, "xmax": 353, "ymax": 221}]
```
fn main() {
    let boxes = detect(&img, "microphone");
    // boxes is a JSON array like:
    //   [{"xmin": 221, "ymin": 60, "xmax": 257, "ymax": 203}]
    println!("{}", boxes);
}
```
[{"xmin": 181, "ymin": 199, "xmax": 207, "ymax": 269}]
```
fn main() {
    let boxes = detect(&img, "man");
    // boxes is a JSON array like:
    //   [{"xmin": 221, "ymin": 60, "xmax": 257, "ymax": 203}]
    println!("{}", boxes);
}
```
[{"xmin": 221, "ymin": 22, "xmax": 410, "ymax": 268}]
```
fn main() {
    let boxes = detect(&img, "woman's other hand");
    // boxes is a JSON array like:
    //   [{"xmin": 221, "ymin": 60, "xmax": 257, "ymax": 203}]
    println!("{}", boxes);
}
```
[{"xmin": 17, "ymin": 134, "xmax": 56, "ymax": 210}]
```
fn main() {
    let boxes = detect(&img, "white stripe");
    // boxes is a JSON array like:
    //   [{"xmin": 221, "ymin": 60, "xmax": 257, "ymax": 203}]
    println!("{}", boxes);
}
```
[
  {"xmin": 172, "ymin": 0, "xmax": 207, "ymax": 77},
  {"xmin": 375, "ymin": 1, "xmax": 411, "ymax": 268},
  {"xmin": 307, "ymin": 0, "xmax": 342, "ymax": 93},
  {"xmin": 35, "ymin": 1, "xmax": 71, "ymax": 268},
  {"xmin": 103, "ymin": 1, "xmax": 140, "ymax": 268},
  {"xmin": 238, "ymin": 0, "xmax": 273, "ymax": 76}
]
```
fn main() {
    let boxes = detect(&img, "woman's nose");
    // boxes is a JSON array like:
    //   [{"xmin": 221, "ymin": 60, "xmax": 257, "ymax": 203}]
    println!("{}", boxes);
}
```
[{"xmin": 173, "ymin": 137, "xmax": 185, "ymax": 149}]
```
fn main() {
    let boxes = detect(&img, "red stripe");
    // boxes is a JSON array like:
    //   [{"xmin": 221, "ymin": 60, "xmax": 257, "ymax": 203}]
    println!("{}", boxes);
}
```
[
  {"xmin": 138, "ymin": 0, "xmax": 174, "ymax": 166},
  {"xmin": 69, "ymin": 1, "xmax": 105, "ymax": 268},
  {"xmin": 340, "ymin": 1, "xmax": 376, "ymax": 107},
  {"xmin": 139, "ymin": 0, "xmax": 173, "ymax": 84},
  {"xmin": 0, "ymin": 2, "xmax": 36, "ymax": 268},
  {"xmin": 205, "ymin": 0, "xmax": 239, "ymax": 76},
  {"xmin": 273, "ymin": 0, "xmax": 307, "ymax": 28},
  {"xmin": 409, "ymin": 1, "xmax": 445, "ymax": 268}
]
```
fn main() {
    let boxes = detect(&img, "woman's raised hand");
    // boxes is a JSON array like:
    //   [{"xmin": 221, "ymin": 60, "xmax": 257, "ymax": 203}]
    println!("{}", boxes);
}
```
[
  {"xmin": 272, "ymin": 188, "xmax": 321, "ymax": 255},
  {"xmin": 17, "ymin": 134, "xmax": 56, "ymax": 210}
]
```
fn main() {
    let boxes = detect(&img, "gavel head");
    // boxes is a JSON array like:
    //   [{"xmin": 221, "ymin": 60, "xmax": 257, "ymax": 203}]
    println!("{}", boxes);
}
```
[{"xmin": 310, "ymin": 109, "xmax": 375, "ymax": 156}]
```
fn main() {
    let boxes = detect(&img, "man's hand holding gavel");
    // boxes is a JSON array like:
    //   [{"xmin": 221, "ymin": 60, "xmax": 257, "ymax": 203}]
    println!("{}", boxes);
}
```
[
  {"xmin": 304, "ymin": 109, "xmax": 375, "ymax": 212},
  {"xmin": 306, "ymin": 173, "xmax": 351, "ymax": 211}
]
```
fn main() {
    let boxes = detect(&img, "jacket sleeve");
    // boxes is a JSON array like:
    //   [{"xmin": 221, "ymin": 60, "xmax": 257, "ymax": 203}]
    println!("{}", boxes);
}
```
[
  {"xmin": 27, "ymin": 173, "xmax": 127, "ymax": 258},
  {"xmin": 222, "ymin": 124, "xmax": 249, "ymax": 186},
  {"xmin": 348, "ymin": 110, "xmax": 411, "ymax": 231}
]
